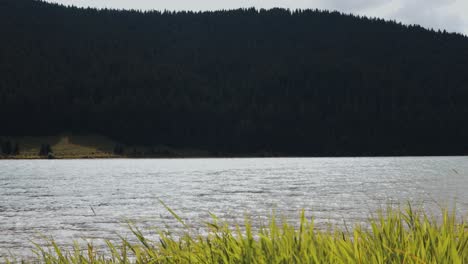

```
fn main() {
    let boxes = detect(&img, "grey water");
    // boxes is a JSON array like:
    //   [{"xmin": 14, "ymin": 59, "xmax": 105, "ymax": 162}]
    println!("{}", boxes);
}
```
[{"xmin": 1, "ymin": 157, "xmax": 468, "ymax": 257}]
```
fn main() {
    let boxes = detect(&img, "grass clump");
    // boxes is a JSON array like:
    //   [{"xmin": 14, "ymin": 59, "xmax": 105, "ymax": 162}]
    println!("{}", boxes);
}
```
[{"xmin": 7, "ymin": 204, "xmax": 468, "ymax": 263}]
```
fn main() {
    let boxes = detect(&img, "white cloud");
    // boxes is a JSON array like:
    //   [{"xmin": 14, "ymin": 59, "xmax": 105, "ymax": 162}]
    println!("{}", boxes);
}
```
[
  {"xmin": 387, "ymin": 0, "xmax": 464, "ymax": 33},
  {"xmin": 46, "ymin": 0, "xmax": 468, "ymax": 35},
  {"xmin": 316, "ymin": 0, "xmax": 392, "ymax": 13}
]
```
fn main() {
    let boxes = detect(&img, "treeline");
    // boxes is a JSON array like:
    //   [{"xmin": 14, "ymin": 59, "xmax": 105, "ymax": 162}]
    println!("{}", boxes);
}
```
[
  {"xmin": 1, "ymin": 0, "xmax": 468, "ymax": 156},
  {"xmin": 0, "ymin": 138, "xmax": 54, "ymax": 157}
]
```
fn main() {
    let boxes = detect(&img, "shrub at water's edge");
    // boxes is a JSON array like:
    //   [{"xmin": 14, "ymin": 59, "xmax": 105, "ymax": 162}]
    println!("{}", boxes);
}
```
[{"xmin": 6, "ymin": 205, "xmax": 468, "ymax": 263}]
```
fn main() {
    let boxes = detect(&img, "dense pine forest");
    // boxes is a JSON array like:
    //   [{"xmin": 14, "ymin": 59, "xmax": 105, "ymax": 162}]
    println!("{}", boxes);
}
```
[{"xmin": 1, "ymin": 0, "xmax": 468, "ymax": 156}]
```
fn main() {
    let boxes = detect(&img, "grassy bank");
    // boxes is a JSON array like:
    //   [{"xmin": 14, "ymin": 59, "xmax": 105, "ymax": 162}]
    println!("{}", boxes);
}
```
[
  {"xmin": 0, "ymin": 135, "xmax": 211, "ymax": 159},
  {"xmin": 6, "ymin": 204, "xmax": 468, "ymax": 263},
  {"xmin": 0, "ymin": 135, "xmax": 117, "ymax": 159}
]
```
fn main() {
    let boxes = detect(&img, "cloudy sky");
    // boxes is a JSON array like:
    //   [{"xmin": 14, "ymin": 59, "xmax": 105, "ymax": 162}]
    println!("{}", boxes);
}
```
[{"xmin": 46, "ymin": 0, "xmax": 468, "ymax": 35}]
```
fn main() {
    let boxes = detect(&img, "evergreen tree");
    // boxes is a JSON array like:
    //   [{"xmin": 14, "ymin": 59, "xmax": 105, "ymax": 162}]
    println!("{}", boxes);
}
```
[
  {"xmin": 12, "ymin": 142, "xmax": 20, "ymax": 155},
  {"xmin": 39, "ymin": 144, "xmax": 52, "ymax": 156},
  {"xmin": 113, "ymin": 144, "xmax": 124, "ymax": 155},
  {"xmin": 39, "ymin": 144, "xmax": 47, "ymax": 156},
  {"xmin": 46, "ymin": 144, "xmax": 52, "ymax": 155},
  {"xmin": 1, "ymin": 140, "xmax": 12, "ymax": 155}
]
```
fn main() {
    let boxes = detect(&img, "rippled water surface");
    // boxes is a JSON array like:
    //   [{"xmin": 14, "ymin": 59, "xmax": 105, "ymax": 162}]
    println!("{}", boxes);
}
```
[{"xmin": 1, "ymin": 157, "xmax": 468, "ymax": 257}]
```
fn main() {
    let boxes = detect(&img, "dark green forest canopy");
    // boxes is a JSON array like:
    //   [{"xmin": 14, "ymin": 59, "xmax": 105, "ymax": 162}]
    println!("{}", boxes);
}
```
[{"xmin": 1, "ymin": 0, "xmax": 468, "ymax": 156}]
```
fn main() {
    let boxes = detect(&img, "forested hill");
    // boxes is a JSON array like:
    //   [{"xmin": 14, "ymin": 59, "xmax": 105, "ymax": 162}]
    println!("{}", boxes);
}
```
[{"xmin": 1, "ymin": 0, "xmax": 468, "ymax": 156}]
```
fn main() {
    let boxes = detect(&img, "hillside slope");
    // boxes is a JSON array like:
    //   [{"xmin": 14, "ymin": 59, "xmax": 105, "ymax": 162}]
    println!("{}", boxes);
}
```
[{"xmin": 1, "ymin": 0, "xmax": 468, "ymax": 156}]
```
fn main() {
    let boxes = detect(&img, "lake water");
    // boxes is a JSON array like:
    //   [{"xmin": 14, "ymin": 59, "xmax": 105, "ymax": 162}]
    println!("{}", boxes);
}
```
[{"xmin": 1, "ymin": 157, "xmax": 468, "ymax": 257}]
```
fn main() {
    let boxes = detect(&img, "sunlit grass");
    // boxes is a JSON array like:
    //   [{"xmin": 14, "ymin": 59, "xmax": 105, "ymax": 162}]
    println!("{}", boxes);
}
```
[
  {"xmin": 6, "ymin": 204, "xmax": 468, "ymax": 263},
  {"xmin": 0, "ymin": 134, "xmax": 118, "ymax": 159},
  {"xmin": 0, "ymin": 134, "xmax": 209, "ymax": 159}
]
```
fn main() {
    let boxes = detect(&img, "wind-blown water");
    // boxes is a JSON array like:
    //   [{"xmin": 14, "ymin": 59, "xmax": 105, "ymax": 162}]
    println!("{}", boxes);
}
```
[{"xmin": 1, "ymin": 157, "xmax": 468, "ymax": 257}]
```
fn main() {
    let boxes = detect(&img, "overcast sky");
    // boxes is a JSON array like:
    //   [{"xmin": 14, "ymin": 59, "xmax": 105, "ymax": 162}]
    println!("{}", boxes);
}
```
[{"xmin": 46, "ymin": 0, "xmax": 468, "ymax": 35}]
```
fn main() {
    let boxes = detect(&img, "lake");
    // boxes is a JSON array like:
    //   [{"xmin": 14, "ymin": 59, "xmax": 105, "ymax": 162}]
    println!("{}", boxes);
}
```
[{"xmin": 1, "ymin": 157, "xmax": 468, "ymax": 257}]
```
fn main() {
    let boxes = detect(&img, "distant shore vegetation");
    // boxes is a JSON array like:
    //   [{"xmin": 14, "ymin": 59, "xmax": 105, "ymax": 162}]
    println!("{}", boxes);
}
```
[
  {"xmin": 5, "ymin": 204, "xmax": 468, "ymax": 263},
  {"xmin": 0, "ymin": 135, "xmax": 221, "ymax": 159}
]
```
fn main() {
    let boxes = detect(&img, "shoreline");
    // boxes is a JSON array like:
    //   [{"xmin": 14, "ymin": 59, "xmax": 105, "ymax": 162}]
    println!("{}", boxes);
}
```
[
  {"xmin": 3, "ymin": 135, "xmax": 467, "ymax": 160},
  {"xmin": 1, "ymin": 154, "xmax": 467, "ymax": 160}
]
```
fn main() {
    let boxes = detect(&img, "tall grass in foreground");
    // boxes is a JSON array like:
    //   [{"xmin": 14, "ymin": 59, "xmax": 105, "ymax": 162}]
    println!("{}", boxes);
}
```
[{"xmin": 6, "ymin": 204, "xmax": 468, "ymax": 263}]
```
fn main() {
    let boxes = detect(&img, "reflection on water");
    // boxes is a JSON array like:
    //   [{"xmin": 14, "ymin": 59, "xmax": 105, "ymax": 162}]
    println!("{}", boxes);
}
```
[{"xmin": 1, "ymin": 157, "xmax": 468, "ymax": 257}]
